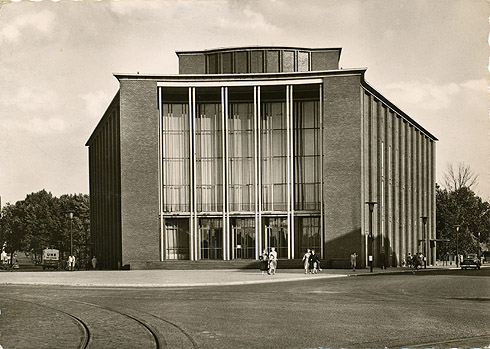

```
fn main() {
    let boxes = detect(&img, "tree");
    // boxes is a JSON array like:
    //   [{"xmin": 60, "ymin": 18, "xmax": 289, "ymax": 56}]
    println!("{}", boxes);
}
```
[
  {"xmin": 0, "ymin": 191, "xmax": 90, "ymax": 263},
  {"xmin": 436, "ymin": 185, "xmax": 490, "ymax": 259},
  {"xmin": 0, "ymin": 202, "xmax": 26, "ymax": 260},
  {"xmin": 442, "ymin": 162, "xmax": 478, "ymax": 191}
]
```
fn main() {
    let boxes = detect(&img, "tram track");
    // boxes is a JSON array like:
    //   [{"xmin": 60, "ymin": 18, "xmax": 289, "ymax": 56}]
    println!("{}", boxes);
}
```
[
  {"xmin": 2, "ymin": 292, "xmax": 199, "ymax": 348},
  {"xmin": 2, "ymin": 297, "xmax": 91, "ymax": 349},
  {"xmin": 74, "ymin": 300, "xmax": 165, "ymax": 349},
  {"xmin": 74, "ymin": 300, "xmax": 199, "ymax": 348}
]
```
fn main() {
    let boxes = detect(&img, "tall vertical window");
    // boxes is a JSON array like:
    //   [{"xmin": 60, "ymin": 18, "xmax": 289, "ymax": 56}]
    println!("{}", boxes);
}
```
[
  {"xmin": 261, "ymin": 86, "xmax": 287, "ymax": 212},
  {"xmin": 161, "ymin": 87, "xmax": 190, "ymax": 212},
  {"xmin": 228, "ymin": 87, "xmax": 254, "ymax": 212},
  {"xmin": 199, "ymin": 218, "xmax": 223, "ymax": 259},
  {"xmin": 295, "ymin": 216, "xmax": 320, "ymax": 256},
  {"xmin": 195, "ymin": 88, "xmax": 223, "ymax": 212},
  {"xmin": 165, "ymin": 218, "xmax": 189, "ymax": 260},
  {"xmin": 294, "ymin": 84, "xmax": 321, "ymax": 211}
]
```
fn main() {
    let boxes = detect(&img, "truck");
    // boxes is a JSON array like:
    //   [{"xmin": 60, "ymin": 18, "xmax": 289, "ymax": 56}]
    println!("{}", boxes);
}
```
[{"xmin": 42, "ymin": 248, "xmax": 60, "ymax": 270}]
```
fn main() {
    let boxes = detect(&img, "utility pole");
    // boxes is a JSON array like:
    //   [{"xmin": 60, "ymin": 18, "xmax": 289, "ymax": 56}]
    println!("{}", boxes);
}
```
[
  {"xmin": 421, "ymin": 216, "xmax": 428, "ymax": 268},
  {"xmin": 366, "ymin": 201, "xmax": 377, "ymax": 273}
]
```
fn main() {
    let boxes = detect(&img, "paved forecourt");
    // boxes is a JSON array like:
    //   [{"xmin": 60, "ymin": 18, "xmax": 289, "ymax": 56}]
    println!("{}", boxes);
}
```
[{"xmin": 0, "ymin": 264, "xmax": 462, "ymax": 288}]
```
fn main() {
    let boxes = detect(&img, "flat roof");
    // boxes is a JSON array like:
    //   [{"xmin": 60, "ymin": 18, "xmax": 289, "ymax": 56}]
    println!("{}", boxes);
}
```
[{"xmin": 176, "ymin": 46, "xmax": 342, "ymax": 55}]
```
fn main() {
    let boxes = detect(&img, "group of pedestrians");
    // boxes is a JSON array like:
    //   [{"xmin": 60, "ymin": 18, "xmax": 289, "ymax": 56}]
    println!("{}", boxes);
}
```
[
  {"xmin": 302, "ymin": 249, "xmax": 322, "ymax": 274},
  {"xmin": 259, "ymin": 247, "xmax": 278, "ymax": 275},
  {"xmin": 67, "ymin": 255, "xmax": 76, "ymax": 271},
  {"xmin": 66, "ymin": 255, "xmax": 98, "ymax": 271},
  {"xmin": 405, "ymin": 252, "xmax": 424, "ymax": 269}
]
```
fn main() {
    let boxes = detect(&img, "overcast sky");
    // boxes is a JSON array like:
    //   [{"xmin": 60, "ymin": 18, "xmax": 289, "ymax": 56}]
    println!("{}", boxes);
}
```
[{"xmin": 0, "ymin": 0, "xmax": 489, "ymax": 205}]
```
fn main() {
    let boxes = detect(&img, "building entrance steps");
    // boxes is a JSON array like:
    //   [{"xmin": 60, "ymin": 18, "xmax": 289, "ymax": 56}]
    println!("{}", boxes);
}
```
[{"xmin": 131, "ymin": 259, "xmax": 305, "ymax": 270}]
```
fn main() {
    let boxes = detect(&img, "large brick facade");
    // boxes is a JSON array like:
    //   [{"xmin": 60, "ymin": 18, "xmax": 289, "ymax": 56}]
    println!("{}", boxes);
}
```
[{"xmin": 87, "ymin": 47, "xmax": 436, "ymax": 269}]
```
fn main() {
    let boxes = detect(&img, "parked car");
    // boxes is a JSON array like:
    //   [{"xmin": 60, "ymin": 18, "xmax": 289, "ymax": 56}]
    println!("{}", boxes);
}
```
[{"xmin": 461, "ymin": 253, "xmax": 481, "ymax": 270}]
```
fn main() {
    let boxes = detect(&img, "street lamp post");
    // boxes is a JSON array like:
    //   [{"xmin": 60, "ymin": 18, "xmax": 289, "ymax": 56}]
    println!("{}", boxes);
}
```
[
  {"xmin": 421, "ymin": 216, "xmax": 428, "ymax": 269},
  {"xmin": 68, "ymin": 212, "xmax": 74, "ymax": 257},
  {"xmin": 478, "ymin": 232, "xmax": 481, "ymax": 261},
  {"xmin": 366, "ymin": 201, "xmax": 377, "ymax": 273},
  {"xmin": 454, "ymin": 225, "xmax": 460, "ymax": 267}
]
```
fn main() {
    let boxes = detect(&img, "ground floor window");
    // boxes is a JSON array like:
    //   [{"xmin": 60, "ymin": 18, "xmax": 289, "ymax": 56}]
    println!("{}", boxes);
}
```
[
  {"xmin": 164, "ymin": 218, "xmax": 190, "ymax": 260},
  {"xmin": 199, "ymin": 218, "xmax": 223, "ymax": 259},
  {"xmin": 262, "ymin": 217, "xmax": 288, "ymax": 259},
  {"xmin": 231, "ymin": 217, "xmax": 255, "ymax": 259},
  {"xmin": 295, "ymin": 216, "xmax": 321, "ymax": 257},
  {"xmin": 163, "ymin": 215, "xmax": 321, "ymax": 261}
]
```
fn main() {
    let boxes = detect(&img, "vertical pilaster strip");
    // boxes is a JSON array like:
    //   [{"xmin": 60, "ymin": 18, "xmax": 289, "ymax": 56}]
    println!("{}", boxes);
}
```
[
  {"xmin": 393, "ymin": 113, "xmax": 400, "ymax": 266},
  {"xmin": 377, "ymin": 101, "xmax": 384, "ymax": 265},
  {"xmin": 388, "ymin": 110, "xmax": 393, "ymax": 266},
  {"xmin": 418, "ymin": 131, "xmax": 422, "ymax": 255},
  {"xmin": 286, "ymin": 85, "xmax": 291, "ymax": 259},
  {"xmin": 290, "ymin": 85, "xmax": 295, "ymax": 259},
  {"xmin": 192, "ymin": 87, "xmax": 198, "ymax": 261},
  {"xmin": 188, "ymin": 87, "xmax": 194, "ymax": 261},
  {"xmin": 258, "ymin": 86, "xmax": 263, "ymax": 255},
  {"xmin": 370, "ymin": 96, "xmax": 378, "ymax": 264},
  {"xmin": 399, "ymin": 119, "xmax": 405, "ymax": 263},
  {"xmin": 225, "ymin": 87, "xmax": 230, "ymax": 260},
  {"xmin": 222, "ymin": 87, "xmax": 227, "ymax": 260},
  {"xmin": 158, "ymin": 87, "xmax": 164, "ymax": 261},
  {"xmin": 431, "ymin": 140, "xmax": 436, "ymax": 264},
  {"xmin": 412, "ymin": 128, "xmax": 417, "ymax": 255},
  {"xmin": 320, "ymin": 84, "xmax": 324, "ymax": 259},
  {"xmin": 254, "ymin": 86, "xmax": 259, "ymax": 259},
  {"xmin": 406, "ymin": 125, "xmax": 412, "ymax": 257},
  {"xmin": 362, "ymin": 91, "xmax": 369, "ymax": 265}
]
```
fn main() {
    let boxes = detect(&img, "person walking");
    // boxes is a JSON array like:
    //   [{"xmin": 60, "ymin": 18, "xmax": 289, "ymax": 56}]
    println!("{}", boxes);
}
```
[
  {"xmin": 268, "ymin": 247, "xmax": 277, "ymax": 275},
  {"xmin": 72, "ymin": 255, "xmax": 76, "ymax": 271},
  {"xmin": 302, "ymin": 249, "xmax": 311, "ymax": 274},
  {"xmin": 309, "ymin": 249, "xmax": 320, "ymax": 274},
  {"xmin": 67, "ymin": 255, "xmax": 73, "ymax": 271},
  {"xmin": 91, "ymin": 256, "xmax": 97, "ymax": 270},
  {"xmin": 350, "ymin": 252, "xmax": 357, "ymax": 271},
  {"xmin": 259, "ymin": 249, "xmax": 268, "ymax": 275}
]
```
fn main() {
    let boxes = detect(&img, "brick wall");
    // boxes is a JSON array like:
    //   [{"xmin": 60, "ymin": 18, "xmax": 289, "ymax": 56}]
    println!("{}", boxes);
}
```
[
  {"xmin": 322, "ymin": 74, "xmax": 363, "ymax": 265},
  {"xmin": 119, "ymin": 79, "xmax": 160, "ymax": 266},
  {"xmin": 311, "ymin": 51, "xmax": 341, "ymax": 71}
]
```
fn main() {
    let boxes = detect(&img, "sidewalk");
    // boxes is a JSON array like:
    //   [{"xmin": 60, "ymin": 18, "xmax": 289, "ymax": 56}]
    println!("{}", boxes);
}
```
[{"xmin": 0, "ymin": 264, "xmax": 463, "ymax": 288}]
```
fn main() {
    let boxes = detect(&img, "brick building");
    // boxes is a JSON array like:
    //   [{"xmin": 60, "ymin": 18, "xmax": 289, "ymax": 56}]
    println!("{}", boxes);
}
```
[{"xmin": 86, "ymin": 46, "xmax": 437, "ymax": 270}]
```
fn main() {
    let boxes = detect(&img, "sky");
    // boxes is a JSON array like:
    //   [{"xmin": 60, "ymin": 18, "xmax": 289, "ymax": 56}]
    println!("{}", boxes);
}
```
[{"xmin": 0, "ymin": 0, "xmax": 489, "ymax": 205}]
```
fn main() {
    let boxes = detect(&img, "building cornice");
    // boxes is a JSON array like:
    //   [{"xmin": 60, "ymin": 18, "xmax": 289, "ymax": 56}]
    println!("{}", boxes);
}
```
[
  {"xmin": 114, "ymin": 68, "xmax": 365, "ymax": 81},
  {"xmin": 175, "ymin": 46, "xmax": 342, "ymax": 55},
  {"xmin": 360, "ymin": 79, "xmax": 438, "ymax": 141}
]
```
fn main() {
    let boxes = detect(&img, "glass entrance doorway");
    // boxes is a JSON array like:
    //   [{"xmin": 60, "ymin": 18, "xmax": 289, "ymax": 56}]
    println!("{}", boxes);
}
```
[
  {"xmin": 199, "ymin": 218, "xmax": 223, "ymax": 259},
  {"xmin": 230, "ymin": 217, "xmax": 255, "ymax": 259},
  {"xmin": 164, "ymin": 219, "xmax": 190, "ymax": 260},
  {"xmin": 263, "ymin": 217, "xmax": 288, "ymax": 258}
]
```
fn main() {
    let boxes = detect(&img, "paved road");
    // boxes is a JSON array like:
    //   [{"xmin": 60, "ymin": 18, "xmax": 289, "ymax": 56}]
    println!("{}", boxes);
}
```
[{"xmin": 1, "ymin": 268, "xmax": 489, "ymax": 348}]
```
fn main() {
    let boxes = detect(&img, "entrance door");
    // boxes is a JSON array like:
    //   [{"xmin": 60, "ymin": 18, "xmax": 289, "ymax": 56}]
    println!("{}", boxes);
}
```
[
  {"xmin": 165, "ymin": 219, "xmax": 190, "ymax": 260},
  {"xmin": 264, "ymin": 223, "xmax": 288, "ymax": 258},
  {"xmin": 199, "ymin": 226, "xmax": 223, "ymax": 260},
  {"xmin": 232, "ymin": 226, "xmax": 255, "ymax": 259}
]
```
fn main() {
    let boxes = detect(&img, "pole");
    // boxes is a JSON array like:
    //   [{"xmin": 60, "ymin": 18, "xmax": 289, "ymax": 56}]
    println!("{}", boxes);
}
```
[
  {"xmin": 421, "ymin": 216, "xmax": 427, "ymax": 269},
  {"xmin": 366, "ymin": 202, "xmax": 377, "ymax": 273},
  {"xmin": 69, "ymin": 212, "xmax": 74, "ymax": 257},
  {"xmin": 455, "ymin": 225, "xmax": 460, "ymax": 267}
]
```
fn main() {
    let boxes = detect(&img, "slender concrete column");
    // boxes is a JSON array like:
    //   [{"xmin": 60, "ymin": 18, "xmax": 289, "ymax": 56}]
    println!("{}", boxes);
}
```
[
  {"xmin": 399, "ymin": 119, "xmax": 406, "ymax": 264},
  {"xmin": 430, "ymin": 140, "xmax": 436, "ymax": 264},
  {"xmin": 406, "ymin": 125, "xmax": 412, "ymax": 256},
  {"xmin": 392, "ymin": 112, "xmax": 400, "ymax": 266},
  {"xmin": 386, "ymin": 108, "xmax": 393, "ymax": 266},
  {"xmin": 370, "ymin": 96, "xmax": 379, "ymax": 265}
]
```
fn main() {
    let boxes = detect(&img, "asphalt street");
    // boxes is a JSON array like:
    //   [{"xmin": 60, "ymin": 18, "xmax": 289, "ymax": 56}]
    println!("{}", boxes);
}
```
[{"xmin": 0, "ymin": 268, "xmax": 489, "ymax": 349}]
